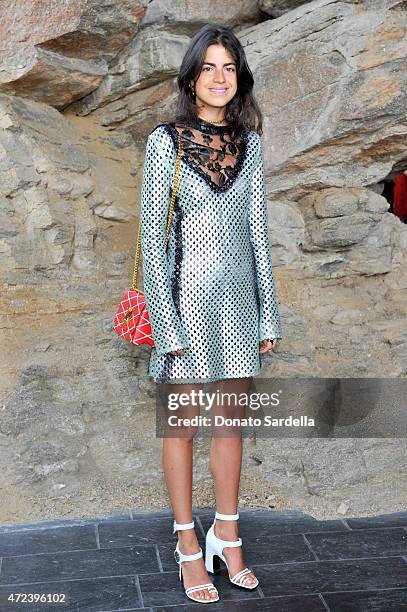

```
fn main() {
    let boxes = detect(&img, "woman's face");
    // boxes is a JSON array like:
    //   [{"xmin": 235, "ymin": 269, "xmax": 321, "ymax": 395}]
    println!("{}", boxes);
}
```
[{"xmin": 192, "ymin": 44, "xmax": 237, "ymax": 112}]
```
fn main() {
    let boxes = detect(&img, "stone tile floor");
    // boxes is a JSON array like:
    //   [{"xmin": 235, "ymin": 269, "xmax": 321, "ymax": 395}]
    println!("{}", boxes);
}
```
[{"xmin": 0, "ymin": 508, "xmax": 406, "ymax": 611}]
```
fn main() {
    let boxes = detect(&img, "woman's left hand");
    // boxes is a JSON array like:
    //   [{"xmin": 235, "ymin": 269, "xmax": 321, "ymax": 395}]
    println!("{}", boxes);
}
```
[{"xmin": 259, "ymin": 339, "xmax": 278, "ymax": 354}]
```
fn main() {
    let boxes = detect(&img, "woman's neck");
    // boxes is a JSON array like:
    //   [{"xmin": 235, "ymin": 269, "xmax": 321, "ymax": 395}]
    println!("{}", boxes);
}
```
[{"xmin": 196, "ymin": 106, "xmax": 227, "ymax": 125}]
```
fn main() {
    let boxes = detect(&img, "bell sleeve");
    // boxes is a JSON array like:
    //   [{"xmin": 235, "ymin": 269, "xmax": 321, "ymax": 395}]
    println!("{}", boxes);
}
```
[
  {"xmin": 248, "ymin": 134, "xmax": 283, "ymax": 341},
  {"xmin": 140, "ymin": 127, "xmax": 190, "ymax": 356}
]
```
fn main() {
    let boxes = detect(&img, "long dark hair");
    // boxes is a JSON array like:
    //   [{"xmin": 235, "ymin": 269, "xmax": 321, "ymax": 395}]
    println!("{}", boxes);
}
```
[{"xmin": 166, "ymin": 23, "xmax": 263, "ymax": 135}]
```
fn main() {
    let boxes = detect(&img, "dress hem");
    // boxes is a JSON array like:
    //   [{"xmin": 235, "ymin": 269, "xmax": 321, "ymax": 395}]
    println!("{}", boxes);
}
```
[{"xmin": 149, "ymin": 368, "xmax": 261, "ymax": 385}]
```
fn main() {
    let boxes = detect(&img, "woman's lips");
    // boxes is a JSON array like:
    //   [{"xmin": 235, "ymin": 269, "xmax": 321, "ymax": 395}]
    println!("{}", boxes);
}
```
[{"xmin": 209, "ymin": 88, "xmax": 228, "ymax": 94}]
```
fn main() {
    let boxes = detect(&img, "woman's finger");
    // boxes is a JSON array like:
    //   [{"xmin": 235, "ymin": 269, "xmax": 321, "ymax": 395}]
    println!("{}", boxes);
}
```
[
  {"xmin": 259, "ymin": 339, "xmax": 278, "ymax": 353},
  {"xmin": 259, "ymin": 339, "xmax": 272, "ymax": 354}
]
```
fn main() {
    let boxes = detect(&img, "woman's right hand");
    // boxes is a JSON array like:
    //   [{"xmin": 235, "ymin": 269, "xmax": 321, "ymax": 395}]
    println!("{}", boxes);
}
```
[{"xmin": 168, "ymin": 348, "xmax": 186, "ymax": 356}]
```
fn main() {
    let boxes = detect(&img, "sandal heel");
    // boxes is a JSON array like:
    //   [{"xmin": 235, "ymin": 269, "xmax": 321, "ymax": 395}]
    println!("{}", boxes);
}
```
[{"xmin": 204, "ymin": 543, "xmax": 220, "ymax": 574}]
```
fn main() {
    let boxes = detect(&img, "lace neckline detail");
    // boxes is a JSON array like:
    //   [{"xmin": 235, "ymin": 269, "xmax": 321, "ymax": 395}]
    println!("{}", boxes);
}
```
[
  {"xmin": 190, "ymin": 117, "xmax": 233, "ymax": 133},
  {"xmin": 163, "ymin": 121, "xmax": 249, "ymax": 194}
]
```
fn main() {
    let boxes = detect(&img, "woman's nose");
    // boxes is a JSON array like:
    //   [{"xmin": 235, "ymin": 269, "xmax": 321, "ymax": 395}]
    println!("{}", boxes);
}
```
[{"xmin": 213, "ymin": 70, "xmax": 226, "ymax": 82}]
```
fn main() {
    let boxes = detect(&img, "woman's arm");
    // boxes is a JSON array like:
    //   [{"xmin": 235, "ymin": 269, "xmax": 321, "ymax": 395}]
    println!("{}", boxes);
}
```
[
  {"xmin": 140, "ymin": 127, "xmax": 190, "ymax": 356},
  {"xmin": 248, "ymin": 134, "xmax": 283, "ymax": 342}
]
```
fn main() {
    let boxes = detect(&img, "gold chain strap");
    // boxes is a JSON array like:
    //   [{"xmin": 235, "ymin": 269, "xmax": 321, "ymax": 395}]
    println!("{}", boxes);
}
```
[{"xmin": 131, "ymin": 130, "xmax": 183, "ymax": 292}]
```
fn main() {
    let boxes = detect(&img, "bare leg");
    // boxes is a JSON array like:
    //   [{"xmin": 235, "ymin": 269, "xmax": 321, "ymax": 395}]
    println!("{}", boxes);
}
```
[
  {"xmin": 209, "ymin": 377, "xmax": 257, "ymax": 586},
  {"xmin": 161, "ymin": 382, "xmax": 217, "ymax": 602}
]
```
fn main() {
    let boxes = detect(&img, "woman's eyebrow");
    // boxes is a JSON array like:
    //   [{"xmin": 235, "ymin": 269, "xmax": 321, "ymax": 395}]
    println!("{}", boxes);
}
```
[{"xmin": 203, "ymin": 61, "xmax": 236, "ymax": 66}]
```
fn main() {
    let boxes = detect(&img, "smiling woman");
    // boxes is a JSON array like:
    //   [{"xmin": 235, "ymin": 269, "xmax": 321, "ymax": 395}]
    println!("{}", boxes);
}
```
[
  {"xmin": 169, "ymin": 26, "xmax": 264, "ymax": 135},
  {"xmin": 139, "ymin": 22, "xmax": 283, "ymax": 604},
  {"xmin": 191, "ymin": 45, "xmax": 238, "ymax": 121},
  {"xmin": 195, "ymin": 45, "xmax": 237, "ymax": 109}
]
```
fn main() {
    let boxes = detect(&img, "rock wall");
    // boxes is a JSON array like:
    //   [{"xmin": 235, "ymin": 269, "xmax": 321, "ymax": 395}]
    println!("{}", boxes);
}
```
[{"xmin": 0, "ymin": 0, "xmax": 406, "ymax": 524}]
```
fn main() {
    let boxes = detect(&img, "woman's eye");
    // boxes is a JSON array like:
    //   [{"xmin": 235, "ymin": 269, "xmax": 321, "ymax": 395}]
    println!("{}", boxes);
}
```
[{"xmin": 202, "ymin": 66, "xmax": 235, "ymax": 72}]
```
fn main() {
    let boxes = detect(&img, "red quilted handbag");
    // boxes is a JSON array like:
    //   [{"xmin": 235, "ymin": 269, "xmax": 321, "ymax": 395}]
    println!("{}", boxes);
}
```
[{"xmin": 113, "ymin": 130, "xmax": 182, "ymax": 347}]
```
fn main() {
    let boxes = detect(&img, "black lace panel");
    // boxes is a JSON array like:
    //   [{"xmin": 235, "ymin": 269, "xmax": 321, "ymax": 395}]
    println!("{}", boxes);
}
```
[{"xmin": 165, "ymin": 119, "xmax": 248, "ymax": 193}]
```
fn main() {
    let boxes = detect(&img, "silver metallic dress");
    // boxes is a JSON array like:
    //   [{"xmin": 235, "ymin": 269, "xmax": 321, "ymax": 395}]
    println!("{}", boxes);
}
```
[{"xmin": 140, "ymin": 117, "xmax": 282, "ymax": 384}]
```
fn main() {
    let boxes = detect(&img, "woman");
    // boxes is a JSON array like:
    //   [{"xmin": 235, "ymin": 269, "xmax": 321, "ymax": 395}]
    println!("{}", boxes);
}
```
[{"xmin": 140, "ymin": 23, "xmax": 282, "ymax": 604}]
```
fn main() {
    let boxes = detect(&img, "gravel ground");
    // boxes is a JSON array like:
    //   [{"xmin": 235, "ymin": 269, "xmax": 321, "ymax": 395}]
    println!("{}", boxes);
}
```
[{"xmin": 2, "ymin": 470, "xmax": 405, "ymax": 527}]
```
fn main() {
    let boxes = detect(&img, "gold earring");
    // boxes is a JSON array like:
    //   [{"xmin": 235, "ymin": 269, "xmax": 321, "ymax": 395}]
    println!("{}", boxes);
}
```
[{"xmin": 190, "ymin": 83, "xmax": 195, "ymax": 95}]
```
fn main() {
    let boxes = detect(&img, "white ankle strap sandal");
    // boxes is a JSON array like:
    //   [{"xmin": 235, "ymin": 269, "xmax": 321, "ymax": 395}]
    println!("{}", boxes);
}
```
[
  {"xmin": 205, "ymin": 511, "xmax": 259, "ymax": 590},
  {"xmin": 173, "ymin": 519, "xmax": 219, "ymax": 603}
]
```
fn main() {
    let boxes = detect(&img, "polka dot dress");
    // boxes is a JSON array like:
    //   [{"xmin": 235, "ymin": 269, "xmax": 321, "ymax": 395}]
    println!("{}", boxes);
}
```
[{"xmin": 140, "ymin": 118, "xmax": 282, "ymax": 384}]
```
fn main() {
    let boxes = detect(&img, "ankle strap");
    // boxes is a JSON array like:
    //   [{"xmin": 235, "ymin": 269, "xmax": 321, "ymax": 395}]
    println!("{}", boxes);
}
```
[
  {"xmin": 215, "ymin": 511, "xmax": 239, "ymax": 521},
  {"xmin": 173, "ymin": 519, "xmax": 194, "ymax": 533}
]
